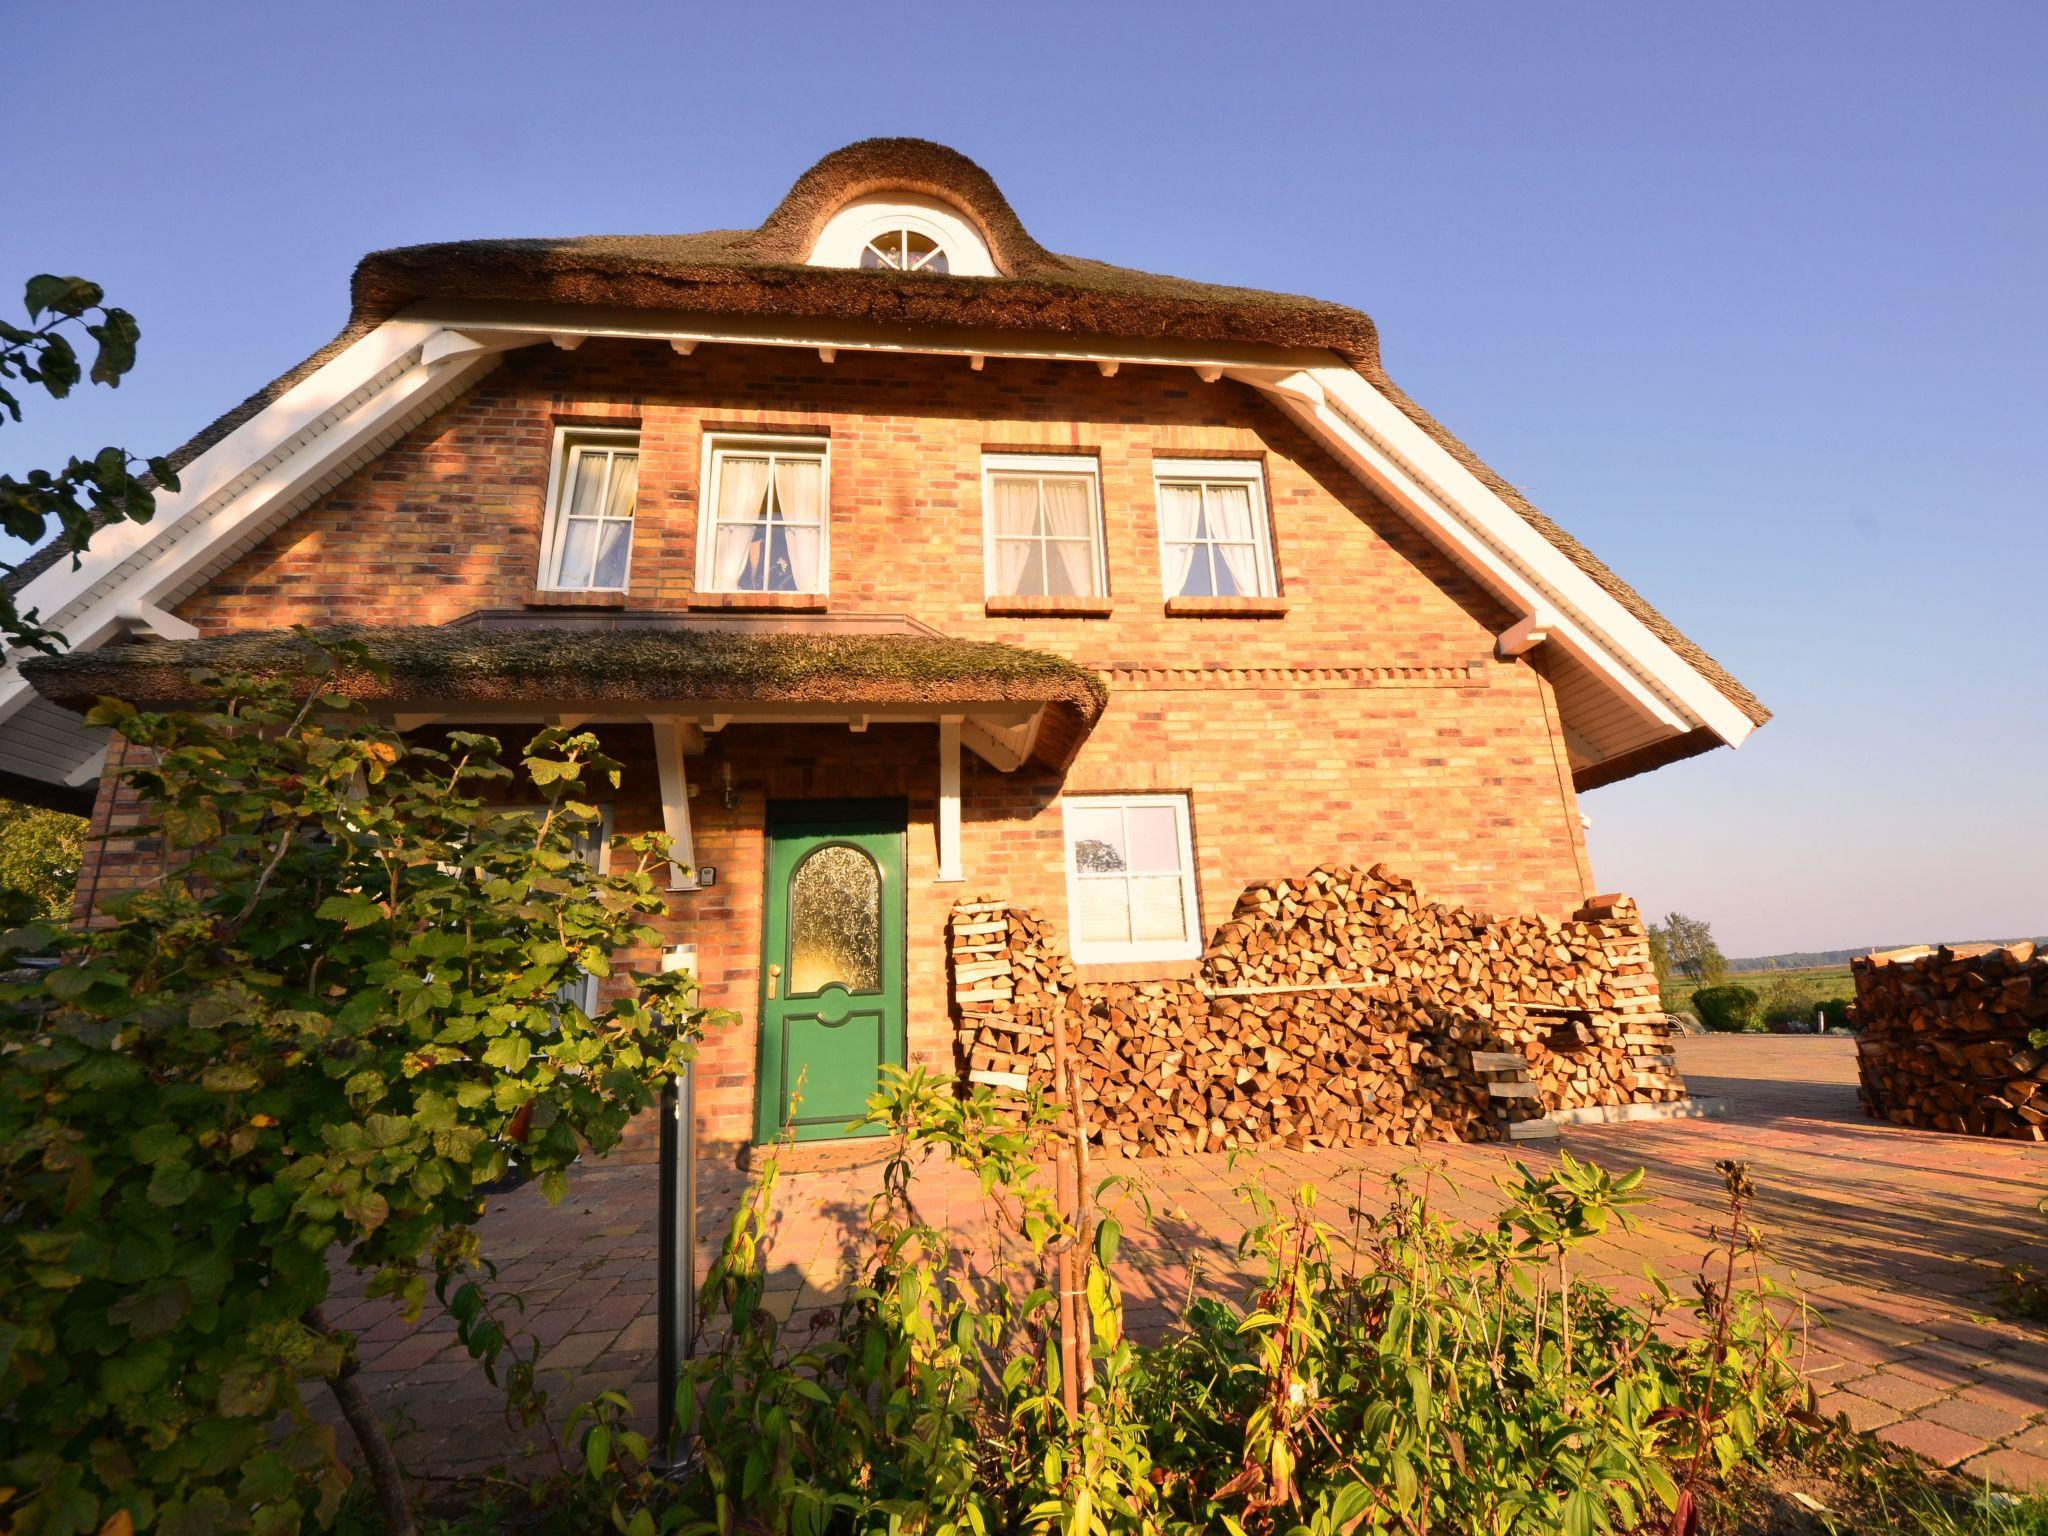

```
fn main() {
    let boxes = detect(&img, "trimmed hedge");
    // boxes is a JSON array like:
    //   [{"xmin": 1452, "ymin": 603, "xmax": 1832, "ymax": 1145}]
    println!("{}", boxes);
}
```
[{"xmin": 1691, "ymin": 983, "xmax": 1760, "ymax": 1033}]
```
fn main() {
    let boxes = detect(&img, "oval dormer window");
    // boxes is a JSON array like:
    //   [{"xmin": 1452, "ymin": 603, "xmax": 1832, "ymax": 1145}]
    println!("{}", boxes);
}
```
[
  {"xmin": 861, "ymin": 227, "xmax": 948, "ymax": 273},
  {"xmin": 808, "ymin": 193, "xmax": 996, "ymax": 277}
]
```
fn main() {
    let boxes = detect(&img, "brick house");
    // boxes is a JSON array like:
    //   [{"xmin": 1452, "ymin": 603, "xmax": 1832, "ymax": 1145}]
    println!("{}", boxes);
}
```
[{"xmin": 3, "ymin": 139, "xmax": 1765, "ymax": 1157}]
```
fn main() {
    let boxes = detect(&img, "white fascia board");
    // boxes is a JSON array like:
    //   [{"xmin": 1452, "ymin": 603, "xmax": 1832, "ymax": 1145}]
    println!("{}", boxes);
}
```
[
  {"xmin": 13, "ymin": 321, "xmax": 437, "ymax": 628},
  {"xmin": 0, "ymin": 321, "xmax": 501, "ymax": 731},
  {"xmin": 1232, "ymin": 373, "xmax": 1688, "ymax": 737},
  {"xmin": 402, "ymin": 299, "xmax": 1331, "ymax": 377},
  {"xmin": 1307, "ymin": 365, "xmax": 1756, "ymax": 747}
]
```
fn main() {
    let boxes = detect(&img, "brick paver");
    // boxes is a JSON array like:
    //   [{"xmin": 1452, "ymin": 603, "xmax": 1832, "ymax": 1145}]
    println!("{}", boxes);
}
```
[{"xmin": 328, "ymin": 1036, "xmax": 2048, "ymax": 1482}]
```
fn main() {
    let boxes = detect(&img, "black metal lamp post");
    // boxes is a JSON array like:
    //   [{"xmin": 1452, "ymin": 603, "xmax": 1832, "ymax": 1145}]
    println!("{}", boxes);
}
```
[{"xmin": 655, "ymin": 947, "xmax": 699, "ymax": 1470}]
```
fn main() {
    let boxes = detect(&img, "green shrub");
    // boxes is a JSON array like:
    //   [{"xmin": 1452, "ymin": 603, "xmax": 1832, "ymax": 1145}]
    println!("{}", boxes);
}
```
[
  {"xmin": 1692, "ymin": 983, "xmax": 1761, "ymax": 1032},
  {"xmin": 557, "ymin": 1075, "xmax": 1823, "ymax": 1536},
  {"xmin": 0, "ymin": 647, "xmax": 728, "ymax": 1536},
  {"xmin": 1818, "ymin": 997, "xmax": 1853, "ymax": 1031}
]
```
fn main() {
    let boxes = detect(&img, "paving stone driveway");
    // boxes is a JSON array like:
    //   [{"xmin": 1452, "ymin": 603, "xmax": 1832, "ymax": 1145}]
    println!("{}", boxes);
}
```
[{"xmin": 327, "ymin": 1035, "xmax": 2048, "ymax": 1487}]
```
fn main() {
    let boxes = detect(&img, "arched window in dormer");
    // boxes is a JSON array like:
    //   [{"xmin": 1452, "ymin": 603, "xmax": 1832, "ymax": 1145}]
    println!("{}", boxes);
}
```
[{"xmin": 807, "ymin": 193, "xmax": 997, "ymax": 277}]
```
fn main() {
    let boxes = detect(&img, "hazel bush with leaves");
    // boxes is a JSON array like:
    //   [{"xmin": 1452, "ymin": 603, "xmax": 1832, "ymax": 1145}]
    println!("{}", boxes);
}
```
[{"xmin": 0, "ymin": 651, "xmax": 726, "ymax": 1536}]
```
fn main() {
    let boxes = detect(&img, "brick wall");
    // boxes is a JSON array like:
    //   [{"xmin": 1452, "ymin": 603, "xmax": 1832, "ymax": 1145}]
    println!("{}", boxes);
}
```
[{"xmin": 74, "ymin": 340, "xmax": 1602, "ymax": 1165}]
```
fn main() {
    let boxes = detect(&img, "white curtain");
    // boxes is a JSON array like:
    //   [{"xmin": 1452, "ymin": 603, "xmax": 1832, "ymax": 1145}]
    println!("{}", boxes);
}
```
[
  {"xmin": 773, "ymin": 458, "xmax": 823, "ymax": 591},
  {"xmin": 1039, "ymin": 476, "xmax": 1096, "ymax": 596},
  {"xmin": 1157, "ymin": 483, "xmax": 1203, "ymax": 597},
  {"xmin": 589, "ymin": 454, "xmax": 637, "ymax": 588},
  {"xmin": 713, "ymin": 458, "xmax": 772, "ymax": 589},
  {"xmin": 603, "ymin": 452, "xmax": 639, "ymax": 519},
  {"xmin": 1207, "ymin": 482, "xmax": 1261, "ymax": 596},
  {"xmin": 991, "ymin": 477, "xmax": 1038, "ymax": 594}
]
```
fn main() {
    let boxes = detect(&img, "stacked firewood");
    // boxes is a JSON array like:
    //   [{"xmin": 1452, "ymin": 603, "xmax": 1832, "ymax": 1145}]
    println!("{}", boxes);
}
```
[
  {"xmin": 950, "ymin": 864, "xmax": 1684, "ymax": 1154},
  {"xmin": 1853, "ymin": 942, "xmax": 2048, "ymax": 1140},
  {"xmin": 951, "ymin": 901, "xmax": 1072, "ymax": 1090}
]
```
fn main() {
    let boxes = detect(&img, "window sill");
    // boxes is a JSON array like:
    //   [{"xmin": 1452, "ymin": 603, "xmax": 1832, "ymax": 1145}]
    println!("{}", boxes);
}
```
[
  {"xmin": 1164, "ymin": 596, "xmax": 1289, "ymax": 618},
  {"xmin": 984, "ymin": 596, "xmax": 1115, "ymax": 618},
  {"xmin": 688, "ymin": 592, "xmax": 829, "ymax": 611},
  {"xmin": 527, "ymin": 589, "xmax": 630, "ymax": 609}
]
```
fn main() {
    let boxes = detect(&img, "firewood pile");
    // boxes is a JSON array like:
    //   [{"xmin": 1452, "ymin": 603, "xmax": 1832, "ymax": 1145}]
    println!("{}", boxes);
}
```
[
  {"xmin": 950, "ymin": 863, "xmax": 1684, "ymax": 1155},
  {"xmin": 1852, "ymin": 942, "xmax": 2048, "ymax": 1140}
]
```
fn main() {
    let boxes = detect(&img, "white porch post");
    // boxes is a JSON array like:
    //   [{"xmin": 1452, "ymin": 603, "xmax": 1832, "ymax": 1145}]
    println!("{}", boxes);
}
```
[
  {"xmin": 937, "ymin": 715, "xmax": 964, "ymax": 883},
  {"xmin": 649, "ymin": 717, "xmax": 699, "ymax": 891}
]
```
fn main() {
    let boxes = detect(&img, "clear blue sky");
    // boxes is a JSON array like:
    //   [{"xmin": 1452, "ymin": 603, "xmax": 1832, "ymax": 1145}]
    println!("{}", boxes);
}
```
[{"xmin": 4, "ymin": 1, "xmax": 2042, "ymax": 957}]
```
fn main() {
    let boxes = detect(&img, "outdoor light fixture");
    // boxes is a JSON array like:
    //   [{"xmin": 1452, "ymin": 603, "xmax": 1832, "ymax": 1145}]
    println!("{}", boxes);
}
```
[{"xmin": 720, "ymin": 760, "xmax": 737, "ymax": 811}]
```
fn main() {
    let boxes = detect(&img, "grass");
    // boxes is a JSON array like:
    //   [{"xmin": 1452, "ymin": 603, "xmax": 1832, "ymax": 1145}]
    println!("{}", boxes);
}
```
[{"xmin": 1664, "ymin": 963, "xmax": 1857, "ymax": 1018}]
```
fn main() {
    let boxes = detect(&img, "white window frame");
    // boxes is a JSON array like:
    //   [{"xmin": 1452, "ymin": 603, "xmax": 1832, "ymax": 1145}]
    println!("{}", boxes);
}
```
[
  {"xmin": 537, "ymin": 426, "xmax": 641, "ymax": 593},
  {"xmin": 807, "ymin": 193, "xmax": 998, "ymax": 277},
  {"xmin": 696, "ymin": 433, "xmax": 832, "ymax": 596},
  {"xmin": 980, "ymin": 453, "xmax": 1108, "ymax": 600},
  {"xmin": 1152, "ymin": 458, "xmax": 1278, "ymax": 600},
  {"xmin": 1060, "ymin": 793, "xmax": 1201, "ymax": 965}
]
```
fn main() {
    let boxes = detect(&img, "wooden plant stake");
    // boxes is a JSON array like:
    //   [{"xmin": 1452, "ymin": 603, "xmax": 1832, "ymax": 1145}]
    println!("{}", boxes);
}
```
[{"xmin": 1050, "ymin": 1003, "xmax": 1082, "ymax": 1423}]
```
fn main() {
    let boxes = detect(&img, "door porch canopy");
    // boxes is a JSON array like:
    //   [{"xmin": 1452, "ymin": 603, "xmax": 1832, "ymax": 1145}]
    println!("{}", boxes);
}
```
[{"xmin": 19, "ymin": 610, "xmax": 1107, "ymax": 889}]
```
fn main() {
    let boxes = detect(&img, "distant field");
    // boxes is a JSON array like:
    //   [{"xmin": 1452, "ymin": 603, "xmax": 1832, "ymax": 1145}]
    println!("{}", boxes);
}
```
[{"xmin": 1662, "ymin": 964, "xmax": 1856, "ymax": 1016}]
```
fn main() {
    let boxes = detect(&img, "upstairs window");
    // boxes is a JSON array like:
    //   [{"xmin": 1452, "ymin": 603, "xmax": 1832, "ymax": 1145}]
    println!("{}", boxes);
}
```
[
  {"xmin": 699, "ymin": 435, "xmax": 830, "ymax": 595},
  {"xmin": 1062, "ymin": 794, "xmax": 1201, "ymax": 964},
  {"xmin": 982, "ymin": 455, "xmax": 1106, "ymax": 599},
  {"xmin": 861, "ymin": 226, "xmax": 948, "ymax": 273},
  {"xmin": 807, "ymin": 193, "xmax": 997, "ymax": 277},
  {"xmin": 540, "ymin": 429, "xmax": 639, "ymax": 592},
  {"xmin": 1154, "ymin": 460, "xmax": 1276, "ymax": 599}
]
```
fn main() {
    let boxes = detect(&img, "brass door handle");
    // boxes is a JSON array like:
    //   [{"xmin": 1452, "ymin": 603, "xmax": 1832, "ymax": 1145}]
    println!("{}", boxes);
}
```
[{"xmin": 767, "ymin": 963, "xmax": 781, "ymax": 1002}]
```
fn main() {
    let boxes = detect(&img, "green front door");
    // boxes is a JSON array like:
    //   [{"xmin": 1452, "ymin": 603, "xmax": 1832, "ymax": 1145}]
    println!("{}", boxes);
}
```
[{"xmin": 754, "ymin": 798, "xmax": 908, "ymax": 1143}]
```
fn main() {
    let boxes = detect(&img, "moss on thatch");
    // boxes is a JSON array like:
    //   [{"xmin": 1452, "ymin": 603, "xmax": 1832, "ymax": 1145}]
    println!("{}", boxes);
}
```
[{"xmin": 19, "ymin": 622, "xmax": 1110, "ymax": 720}]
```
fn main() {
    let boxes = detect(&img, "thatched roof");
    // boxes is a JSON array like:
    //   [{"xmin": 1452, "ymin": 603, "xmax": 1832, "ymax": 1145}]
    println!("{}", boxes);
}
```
[
  {"xmin": 6, "ymin": 137, "xmax": 1762, "ymax": 735},
  {"xmin": 18, "ymin": 618, "xmax": 1107, "ymax": 769}
]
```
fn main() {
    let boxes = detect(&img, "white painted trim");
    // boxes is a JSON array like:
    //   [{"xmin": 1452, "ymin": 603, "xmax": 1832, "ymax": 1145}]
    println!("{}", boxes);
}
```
[
  {"xmin": 1060, "ymin": 792, "xmax": 1202, "ymax": 966},
  {"xmin": 1496, "ymin": 609, "xmax": 1555, "ymax": 659},
  {"xmin": 1150, "ymin": 459, "xmax": 1278, "ymax": 601},
  {"xmin": 535, "ymin": 425, "xmax": 641, "ymax": 594},
  {"xmin": 1309, "ymin": 366, "xmax": 1755, "ymax": 746},
  {"xmin": 807, "ymin": 193, "xmax": 997, "ymax": 277},
  {"xmin": 649, "ymin": 718, "xmax": 699, "ymax": 891},
  {"xmin": 979, "ymin": 452, "xmax": 1107, "ymax": 600},
  {"xmin": 64, "ymin": 744, "xmax": 107, "ymax": 787},
  {"xmin": 1228, "ymin": 368, "xmax": 1695, "ymax": 739},
  {"xmin": 117, "ymin": 603, "xmax": 200, "ymax": 642},
  {"xmin": 694, "ymin": 433, "xmax": 832, "ymax": 597},
  {"xmin": 936, "ymin": 715, "xmax": 964, "ymax": 883}
]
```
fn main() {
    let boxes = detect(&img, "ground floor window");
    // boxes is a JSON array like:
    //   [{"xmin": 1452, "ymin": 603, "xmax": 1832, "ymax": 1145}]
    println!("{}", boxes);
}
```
[{"xmin": 1060, "ymin": 793, "xmax": 1200, "ymax": 963}]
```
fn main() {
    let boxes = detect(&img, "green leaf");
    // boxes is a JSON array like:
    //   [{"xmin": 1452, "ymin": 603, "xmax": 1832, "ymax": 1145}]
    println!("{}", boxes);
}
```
[
  {"xmin": 129, "ymin": 1124, "xmax": 193, "ymax": 1165},
  {"xmin": 361, "ymin": 1113, "xmax": 413, "ymax": 1149},
  {"xmin": 145, "ymin": 1163, "xmax": 201, "ymax": 1206},
  {"xmin": 25, "ymin": 273, "xmax": 102, "ymax": 319},
  {"xmin": 315, "ymin": 893, "xmax": 383, "ymax": 930},
  {"xmin": 483, "ymin": 1035, "xmax": 532, "ymax": 1074}
]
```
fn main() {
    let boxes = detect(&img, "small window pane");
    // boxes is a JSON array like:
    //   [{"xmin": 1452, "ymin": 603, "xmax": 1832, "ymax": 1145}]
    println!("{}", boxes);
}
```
[
  {"xmin": 603, "ymin": 454, "xmax": 639, "ymax": 520},
  {"xmin": 1072, "ymin": 878, "xmax": 1132, "ymax": 946},
  {"xmin": 592, "ymin": 521, "xmax": 633, "ymax": 589},
  {"xmin": 1129, "ymin": 876, "xmax": 1190, "ymax": 944},
  {"xmin": 1068, "ymin": 806, "xmax": 1125, "ymax": 870},
  {"xmin": 787, "ymin": 844, "xmax": 881, "ymax": 995},
  {"xmin": 1124, "ymin": 806, "xmax": 1182, "ymax": 874},
  {"xmin": 556, "ymin": 520, "xmax": 598, "ymax": 588},
  {"xmin": 567, "ymin": 452, "xmax": 610, "ymax": 520}
]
